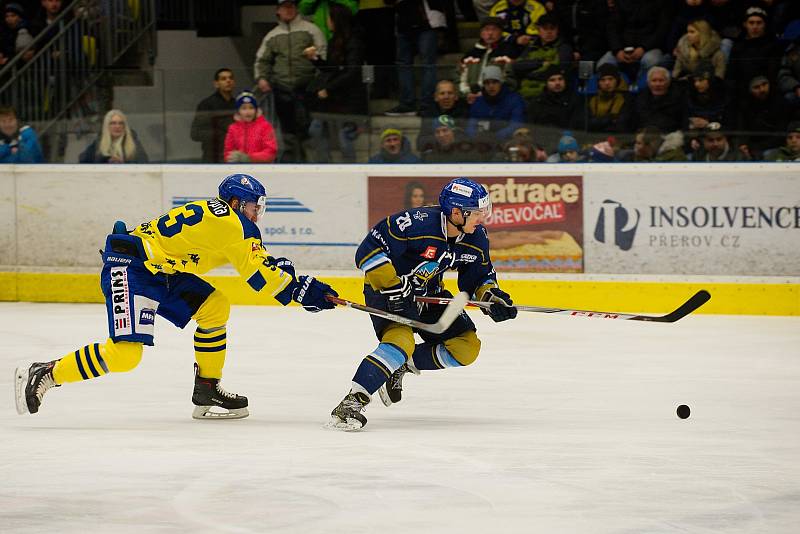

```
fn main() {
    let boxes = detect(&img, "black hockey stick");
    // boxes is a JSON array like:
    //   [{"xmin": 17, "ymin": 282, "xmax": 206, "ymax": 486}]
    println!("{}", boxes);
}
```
[
  {"xmin": 415, "ymin": 290, "xmax": 711, "ymax": 323},
  {"xmin": 326, "ymin": 291, "xmax": 469, "ymax": 333}
]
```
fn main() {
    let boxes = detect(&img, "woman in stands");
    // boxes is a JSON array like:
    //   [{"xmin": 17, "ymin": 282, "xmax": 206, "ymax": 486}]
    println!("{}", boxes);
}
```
[{"xmin": 79, "ymin": 109, "xmax": 149, "ymax": 163}]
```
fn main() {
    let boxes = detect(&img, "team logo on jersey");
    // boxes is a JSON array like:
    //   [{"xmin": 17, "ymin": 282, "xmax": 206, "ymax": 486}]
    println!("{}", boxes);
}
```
[
  {"xmin": 207, "ymin": 198, "xmax": 230, "ymax": 217},
  {"xmin": 421, "ymin": 246, "xmax": 438, "ymax": 259},
  {"xmin": 413, "ymin": 210, "xmax": 428, "ymax": 222}
]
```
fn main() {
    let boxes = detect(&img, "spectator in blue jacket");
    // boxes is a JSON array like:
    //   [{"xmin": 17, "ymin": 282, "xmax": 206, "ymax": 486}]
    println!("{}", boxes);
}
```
[
  {"xmin": 0, "ymin": 105, "xmax": 44, "ymax": 163},
  {"xmin": 368, "ymin": 128, "xmax": 421, "ymax": 163},
  {"xmin": 466, "ymin": 65, "xmax": 526, "ymax": 144}
]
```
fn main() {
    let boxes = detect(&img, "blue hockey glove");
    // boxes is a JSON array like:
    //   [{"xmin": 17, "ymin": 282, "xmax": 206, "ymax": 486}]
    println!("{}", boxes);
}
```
[
  {"xmin": 292, "ymin": 275, "xmax": 338, "ymax": 312},
  {"xmin": 265, "ymin": 256, "xmax": 296, "ymax": 278},
  {"xmin": 380, "ymin": 275, "xmax": 420, "ymax": 322},
  {"xmin": 480, "ymin": 287, "xmax": 518, "ymax": 323}
]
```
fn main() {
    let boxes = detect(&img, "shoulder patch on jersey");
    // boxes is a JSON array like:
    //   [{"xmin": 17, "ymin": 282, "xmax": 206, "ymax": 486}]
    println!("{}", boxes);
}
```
[
  {"xmin": 235, "ymin": 210, "xmax": 262, "ymax": 241},
  {"xmin": 207, "ymin": 198, "xmax": 230, "ymax": 217}
]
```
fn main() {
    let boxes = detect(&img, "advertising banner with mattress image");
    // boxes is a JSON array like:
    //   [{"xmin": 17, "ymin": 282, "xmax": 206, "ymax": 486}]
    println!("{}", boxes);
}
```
[{"xmin": 368, "ymin": 176, "xmax": 584, "ymax": 273}]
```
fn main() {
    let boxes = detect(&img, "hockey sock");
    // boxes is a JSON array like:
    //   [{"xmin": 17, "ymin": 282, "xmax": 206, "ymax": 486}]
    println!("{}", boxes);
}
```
[
  {"xmin": 352, "ymin": 343, "xmax": 407, "ymax": 395},
  {"xmin": 53, "ymin": 339, "xmax": 144, "ymax": 384},
  {"xmin": 194, "ymin": 326, "xmax": 226, "ymax": 379},
  {"xmin": 409, "ymin": 342, "xmax": 464, "ymax": 370}
]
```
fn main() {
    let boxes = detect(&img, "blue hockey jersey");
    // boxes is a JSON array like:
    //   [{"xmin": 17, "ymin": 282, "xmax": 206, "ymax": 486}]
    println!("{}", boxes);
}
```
[{"xmin": 355, "ymin": 206, "xmax": 498, "ymax": 298}]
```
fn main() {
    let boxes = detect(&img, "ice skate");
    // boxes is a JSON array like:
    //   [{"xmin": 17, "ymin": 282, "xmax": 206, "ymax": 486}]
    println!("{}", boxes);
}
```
[
  {"xmin": 379, "ymin": 364, "xmax": 410, "ymax": 407},
  {"xmin": 191, "ymin": 364, "xmax": 249, "ymax": 420},
  {"xmin": 328, "ymin": 391, "xmax": 370, "ymax": 431},
  {"xmin": 15, "ymin": 361, "xmax": 59, "ymax": 415}
]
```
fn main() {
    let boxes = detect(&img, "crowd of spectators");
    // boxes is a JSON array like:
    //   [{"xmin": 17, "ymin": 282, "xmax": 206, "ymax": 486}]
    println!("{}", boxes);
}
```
[{"xmin": 3, "ymin": 0, "xmax": 800, "ymax": 163}]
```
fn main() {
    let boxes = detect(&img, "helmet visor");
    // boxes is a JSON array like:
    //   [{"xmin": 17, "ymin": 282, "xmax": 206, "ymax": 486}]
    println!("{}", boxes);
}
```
[
  {"xmin": 463, "ymin": 195, "xmax": 492, "ymax": 219},
  {"xmin": 244, "ymin": 195, "xmax": 267, "ymax": 221}
]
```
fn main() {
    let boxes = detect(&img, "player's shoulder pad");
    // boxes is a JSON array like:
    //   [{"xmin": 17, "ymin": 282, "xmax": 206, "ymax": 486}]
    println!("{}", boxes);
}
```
[{"xmin": 234, "ymin": 210, "xmax": 262, "ymax": 241}]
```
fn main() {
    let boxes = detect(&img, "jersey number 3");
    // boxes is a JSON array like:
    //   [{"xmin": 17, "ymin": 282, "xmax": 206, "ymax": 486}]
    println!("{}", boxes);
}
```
[{"xmin": 157, "ymin": 204, "xmax": 204, "ymax": 237}]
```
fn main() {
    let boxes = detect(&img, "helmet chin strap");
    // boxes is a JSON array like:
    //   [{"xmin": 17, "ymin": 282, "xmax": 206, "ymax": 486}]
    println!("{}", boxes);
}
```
[{"xmin": 447, "ymin": 210, "xmax": 466, "ymax": 234}]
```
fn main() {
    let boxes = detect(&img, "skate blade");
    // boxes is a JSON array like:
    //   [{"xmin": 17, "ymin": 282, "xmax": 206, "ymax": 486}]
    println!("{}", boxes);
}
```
[
  {"xmin": 324, "ymin": 416, "xmax": 365, "ymax": 432},
  {"xmin": 192, "ymin": 406, "xmax": 249, "ymax": 420},
  {"xmin": 14, "ymin": 365, "xmax": 30, "ymax": 415},
  {"xmin": 378, "ymin": 385, "xmax": 393, "ymax": 407}
]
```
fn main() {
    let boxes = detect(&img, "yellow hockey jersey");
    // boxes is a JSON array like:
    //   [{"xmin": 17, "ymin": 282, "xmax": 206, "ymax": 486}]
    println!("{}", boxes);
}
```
[{"xmin": 131, "ymin": 198, "xmax": 293, "ymax": 299}]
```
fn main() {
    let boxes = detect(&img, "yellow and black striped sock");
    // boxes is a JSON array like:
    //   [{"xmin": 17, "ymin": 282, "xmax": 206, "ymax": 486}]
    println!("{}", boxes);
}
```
[
  {"xmin": 194, "ymin": 326, "xmax": 226, "ymax": 379},
  {"xmin": 53, "ymin": 343, "xmax": 109, "ymax": 384}
]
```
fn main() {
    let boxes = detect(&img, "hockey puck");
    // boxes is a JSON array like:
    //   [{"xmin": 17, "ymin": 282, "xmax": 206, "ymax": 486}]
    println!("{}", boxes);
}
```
[{"xmin": 677, "ymin": 404, "xmax": 691, "ymax": 419}]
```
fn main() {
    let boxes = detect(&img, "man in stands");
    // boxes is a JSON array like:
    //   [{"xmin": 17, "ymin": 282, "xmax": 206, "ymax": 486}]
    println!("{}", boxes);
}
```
[
  {"xmin": 417, "ymin": 80, "xmax": 469, "ymax": 153},
  {"xmin": 191, "ymin": 68, "xmax": 237, "ymax": 163},
  {"xmin": 254, "ymin": 0, "xmax": 326, "ymax": 162}
]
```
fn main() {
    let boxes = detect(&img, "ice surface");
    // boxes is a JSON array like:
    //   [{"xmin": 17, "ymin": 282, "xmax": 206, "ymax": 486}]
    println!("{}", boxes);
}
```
[{"xmin": 1, "ymin": 302, "xmax": 799, "ymax": 533}]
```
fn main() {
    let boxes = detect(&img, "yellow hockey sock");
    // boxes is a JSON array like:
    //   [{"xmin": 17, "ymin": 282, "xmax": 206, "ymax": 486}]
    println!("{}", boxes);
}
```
[
  {"xmin": 53, "ymin": 339, "xmax": 143, "ymax": 384},
  {"xmin": 194, "ymin": 326, "xmax": 226, "ymax": 379}
]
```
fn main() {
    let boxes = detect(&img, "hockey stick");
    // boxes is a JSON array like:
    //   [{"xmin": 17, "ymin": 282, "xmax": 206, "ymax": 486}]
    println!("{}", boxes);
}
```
[
  {"xmin": 415, "ymin": 289, "xmax": 711, "ymax": 323},
  {"xmin": 326, "ymin": 291, "xmax": 469, "ymax": 333}
]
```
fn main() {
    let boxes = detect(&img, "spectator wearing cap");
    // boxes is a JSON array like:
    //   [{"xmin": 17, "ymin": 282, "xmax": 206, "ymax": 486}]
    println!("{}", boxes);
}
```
[
  {"xmin": 583, "ymin": 62, "xmax": 633, "ymax": 133},
  {"xmin": 223, "ymin": 91, "xmax": 278, "ymax": 163},
  {"xmin": 459, "ymin": 17, "xmax": 523, "ymax": 105},
  {"xmin": 737, "ymin": 75, "xmax": 787, "ymax": 159},
  {"xmin": 190, "ymin": 68, "xmax": 237, "ymax": 163},
  {"xmin": 369, "ymin": 128, "xmax": 421, "ymax": 163},
  {"xmin": 686, "ymin": 61, "xmax": 732, "ymax": 131},
  {"xmin": 421, "ymin": 115, "xmax": 480, "ymax": 162},
  {"xmin": 766, "ymin": 121, "xmax": 800, "ymax": 161},
  {"xmin": 488, "ymin": 0, "xmax": 547, "ymax": 47},
  {"xmin": 466, "ymin": 65, "xmax": 526, "ymax": 144},
  {"xmin": 512, "ymin": 13, "xmax": 573, "ymax": 99},
  {"xmin": 254, "ymin": 0, "xmax": 327, "ymax": 162},
  {"xmin": 588, "ymin": 139, "xmax": 617, "ymax": 162},
  {"xmin": 691, "ymin": 122, "xmax": 748, "ymax": 161},
  {"xmin": 601, "ymin": 0, "xmax": 673, "ymax": 83},
  {"xmin": 383, "ymin": 0, "xmax": 447, "ymax": 116},
  {"xmin": 529, "ymin": 64, "xmax": 580, "ymax": 130},
  {"xmin": 0, "ymin": 105, "xmax": 43, "ymax": 163},
  {"xmin": 673, "ymin": 18, "xmax": 726, "ymax": 81},
  {"xmin": 547, "ymin": 131, "xmax": 582, "ymax": 162},
  {"xmin": 1, "ymin": 3, "xmax": 34, "ymax": 64},
  {"xmin": 633, "ymin": 66, "xmax": 687, "ymax": 133},
  {"xmin": 552, "ymin": 0, "xmax": 610, "ymax": 63},
  {"xmin": 418, "ymin": 80, "xmax": 470, "ymax": 152},
  {"xmin": 728, "ymin": 6, "xmax": 782, "ymax": 99},
  {"xmin": 495, "ymin": 128, "xmax": 548, "ymax": 162},
  {"xmin": 778, "ymin": 39, "xmax": 800, "ymax": 108}
]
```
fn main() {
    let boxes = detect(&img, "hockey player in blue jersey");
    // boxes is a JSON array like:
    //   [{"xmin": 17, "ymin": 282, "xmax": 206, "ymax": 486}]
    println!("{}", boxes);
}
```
[
  {"xmin": 329, "ymin": 177, "xmax": 518, "ymax": 430},
  {"xmin": 15, "ymin": 173, "xmax": 338, "ymax": 420}
]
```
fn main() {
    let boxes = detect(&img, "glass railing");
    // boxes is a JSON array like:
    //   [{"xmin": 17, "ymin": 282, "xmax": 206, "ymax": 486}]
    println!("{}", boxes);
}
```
[{"xmin": 2, "ymin": 59, "xmax": 798, "ymax": 164}]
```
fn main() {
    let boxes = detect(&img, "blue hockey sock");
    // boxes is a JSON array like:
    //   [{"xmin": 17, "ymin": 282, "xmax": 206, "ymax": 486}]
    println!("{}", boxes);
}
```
[
  {"xmin": 352, "ymin": 343, "xmax": 407, "ymax": 394},
  {"xmin": 410, "ymin": 342, "xmax": 463, "ymax": 370}
]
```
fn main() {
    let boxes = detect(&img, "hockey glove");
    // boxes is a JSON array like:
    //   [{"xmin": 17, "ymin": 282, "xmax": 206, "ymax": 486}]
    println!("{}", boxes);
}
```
[
  {"xmin": 480, "ymin": 287, "xmax": 518, "ymax": 323},
  {"xmin": 265, "ymin": 256, "xmax": 296, "ymax": 278},
  {"xmin": 380, "ymin": 275, "xmax": 420, "ymax": 322},
  {"xmin": 292, "ymin": 275, "xmax": 338, "ymax": 313}
]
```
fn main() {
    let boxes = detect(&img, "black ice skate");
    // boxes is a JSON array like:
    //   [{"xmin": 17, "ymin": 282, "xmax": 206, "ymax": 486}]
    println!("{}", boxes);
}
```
[
  {"xmin": 379, "ymin": 364, "xmax": 409, "ymax": 407},
  {"xmin": 329, "ymin": 391, "xmax": 371, "ymax": 431},
  {"xmin": 15, "ymin": 360, "xmax": 59, "ymax": 415},
  {"xmin": 192, "ymin": 364, "xmax": 249, "ymax": 420}
]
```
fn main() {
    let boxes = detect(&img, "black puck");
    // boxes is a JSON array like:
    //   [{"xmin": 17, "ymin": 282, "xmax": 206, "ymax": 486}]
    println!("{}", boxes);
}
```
[{"xmin": 677, "ymin": 404, "xmax": 691, "ymax": 419}]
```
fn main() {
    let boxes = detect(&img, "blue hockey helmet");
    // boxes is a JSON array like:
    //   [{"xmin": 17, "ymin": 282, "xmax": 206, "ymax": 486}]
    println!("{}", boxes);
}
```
[
  {"xmin": 218, "ymin": 173, "xmax": 267, "ymax": 219},
  {"xmin": 439, "ymin": 178, "xmax": 491, "ymax": 218}
]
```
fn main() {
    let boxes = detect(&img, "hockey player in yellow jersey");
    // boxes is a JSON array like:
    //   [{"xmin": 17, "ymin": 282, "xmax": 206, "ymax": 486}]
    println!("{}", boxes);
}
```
[{"xmin": 14, "ymin": 173, "xmax": 338, "ymax": 419}]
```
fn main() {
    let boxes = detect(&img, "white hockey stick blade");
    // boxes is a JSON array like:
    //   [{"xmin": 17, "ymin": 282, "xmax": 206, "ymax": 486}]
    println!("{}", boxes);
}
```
[{"xmin": 14, "ymin": 365, "xmax": 30, "ymax": 415}]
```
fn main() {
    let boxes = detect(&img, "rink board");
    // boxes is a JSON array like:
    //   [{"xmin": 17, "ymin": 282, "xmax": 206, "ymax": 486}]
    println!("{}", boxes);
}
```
[{"xmin": 0, "ymin": 271, "xmax": 797, "ymax": 315}]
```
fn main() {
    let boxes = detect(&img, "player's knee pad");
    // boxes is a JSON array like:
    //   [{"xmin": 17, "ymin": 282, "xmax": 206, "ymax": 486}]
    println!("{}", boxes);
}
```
[
  {"xmin": 193, "ymin": 290, "xmax": 230, "ymax": 330},
  {"xmin": 102, "ymin": 339, "xmax": 143, "ymax": 373},
  {"xmin": 380, "ymin": 323, "xmax": 416, "ymax": 359},
  {"xmin": 444, "ymin": 330, "xmax": 481, "ymax": 366}
]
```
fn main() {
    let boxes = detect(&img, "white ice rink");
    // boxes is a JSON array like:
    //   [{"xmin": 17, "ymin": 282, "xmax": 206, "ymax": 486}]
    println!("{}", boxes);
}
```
[{"xmin": 1, "ymin": 302, "xmax": 799, "ymax": 533}]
